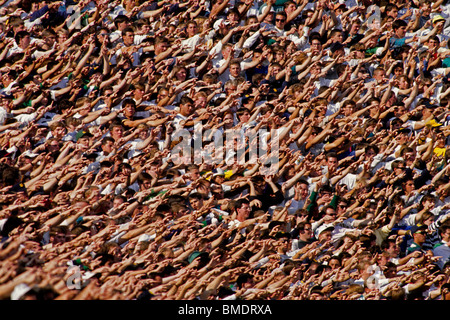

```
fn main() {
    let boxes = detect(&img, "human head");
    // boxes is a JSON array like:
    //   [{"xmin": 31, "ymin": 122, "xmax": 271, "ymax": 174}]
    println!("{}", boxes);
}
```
[
  {"xmin": 229, "ymin": 59, "xmax": 242, "ymax": 78},
  {"xmin": 187, "ymin": 164, "xmax": 200, "ymax": 181},
  {"xmin": 392, "ymin": 19, "xmax": 407, "ymax": 38},
  {"xmin": 109, "ymin": 123, "xmax": 125, "ymax": 141},
  {"xmin": 179, "ymin": 96, "xmax": 194, "ymax": 117},
  {"xmin": 297, "ymin": 221, "xmax": 313, "ymax": 242},
  {"xmin": 234, "ymin": 198, "xmax": 251, "ymax": 222},
  {"xmin": 185, "ymin": 20, "xmax": 198, "ymax": 37},
  {"xmin": 275, "ymin": 11, "xmax": 287, "ymax": 29},
  {"xmin": 154, "ymin": 37, "xmax": 170, "ymax": 55},
  {"xmin": 188, "ymin": 192, "xmax": 204, "ymax": 211},
  {"xmin": 295, "ymin": 179, "xmax": 309, "ymax": 200},
  {"xmin": 15, "ymin": 30, "xmax": 31, "ymax": 49},
  {"xmin": 121, "ymin": 26, "xmax": 135, "ymax": 46},
  {"xmin": 114, "ymin": 15, "xmax": 131, "ymax": 31}
]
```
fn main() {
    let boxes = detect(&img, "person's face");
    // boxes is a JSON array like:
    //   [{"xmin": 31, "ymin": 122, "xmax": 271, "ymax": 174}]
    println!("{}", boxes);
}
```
[
  {"xmin": 77, "ymin": 136, "xmax": 90, "ymax": 147},
  {"xmin": 111, "ymin": 126, "xmax": 124, "ymax": 140},
  {"xmin": 58, "ymin": 31, "xmax": 68, "ymax": 43},
  {"xmin": 52, "ymin": 126, "xmax": 66, "ymax": 138},
  {"xmin": 394, "ymin": 105, "xmax": 407, "ymax": 117},
  {"xmin": 229, "ymin": 63, "xmax": 242, "ymax": 77},
  {"xmin": 102, "ymin": 140, "xmax": 115, "ymax": 154},
  {"xmin": 180, "ymin": 101, "xmax": 194, "ymax": 116},
  {"xmin": 45, "ymin": 34, "xmax": 56, "ymax": 46},
  {"xmin": 123, "ymin": 104, "xmax": 135, "ymax": 118},
  {"xmin": 398, "ymin": 78, "xmax": 409, "ymax": 90},
  {"xmin": 223, "ymin": 114, "xmax": 234, "ymax": 127},
  {"xmin": 97, "ymin": 30, "xmax": 109, "ymax": 44},
  {"xmin": 188, "ymin": 168, "xmax": 200, "ymax": 180},
  {"xmin": 275, "ymin": 15, "xmax": 286, "ymax": 28},
  {"xmin": 157, "ymin": 89, "xmax": 169, "ymax": 102},
  {"xmin": 365, "ymin": 148, "xmax": 376, "ymax": 160},
  {"xmin": 393, "ymin": 162, "xmax": 405, "ymax": 175},
  {"xmin": 387, "ymin": 8, "xmax": 399, "ymax": 18},
  {"xmin": 175, "ymin": 68, "xmax": 187, "ymax": 81},
  {"xmin": 327, "ymin": 156, "xmax": 338, "ymax": 171},
  {"xmin": 19, "ymin": 34, "xmax": 31, "ymax": 48},
  {"xmin": 318, "ymin": 230, "xmax": 332, "ymax": 243},
  {"xmin": 311, "ymin": 63, "xmax": 322, "ymax": 75},
  {"xmin": 332, "ymin": 31, "xmax": 344, "ymax": 43},
  {"xmin": 395, "ymin": 25, "xmax": 407, "ymax": 38},
  {"xmin": 427, "ymin": 38, "xmax": 439, "ymax": 49},
  {"xmin": 300, "ymin": 224, "xmax": 313, "ymax": 240},
  {"xmin": 88, "ymin": 188, "xmax": 101, "ymax": 201},
  {"xmin": 252, "ymin": 51, "xmax": 262, "ymax": 62},
  {"xmin": 52, "ymin": 232, "xmax": 66, "ymax": 244},
  {"xmin": 186, "ymin": 23, "xmax": 198, "ymax": 37},
  {"xmin": 403, "ymin": 151, "xmax": 416, "ymax": 164},
  {"xmin": 225, "ymin": 85, "xmax": 237, "ymax": 95},
  {"xmin": 190, "ymin": 197, "xmax": 203, "ymax": 210},
  {"xmin": 393, "ymin": 66, "xmax": 403, "ymax": 78},
  {"xmin": 123, "ymin": 31, "xmax": 134, "ymax": 46},
  {"xmin": 222, "ymin": 45, "xmax": 233, "ymax": 60},
  {"xmin": 118, "ymin": 20, "xmax": 131, "ymax": 31},
  {"xmin": 238, "ymin": 111, "xmax": 250, "ymax": 122},
  {"xmin": 264, "ymin": 11, "xmax": 274, "ymax": 23},
  {"xmin": 138, "ymin": 24, "xmax": 150, "ymax": 35},
  {"xmin": 421, "ymin": 3, "xmax": 431, "ymax": 15},
  {"xmin": 396, "ymin": 131, "xmax": 409, "ymax": 144},
  {"xmin": 296, "ymin": 183, "xmax": 309, "ymax": 199},
  {"xmin": 374, "ymin": 70, "xmax": 386, "ymax": 82},
  {"xmin": 323, "ymin": 208, "xmax": 336, "ymax": 223},
  {"xmin": 436, "ymin": 132, "xmax": 446, "ymax": 148},
  {"xmin": 310, "ymin": 40, "xmax": 322, "ymax": 52},
  {"xmin": 271, "ymin": 65, "xmax": 282, "ymax": 76},
  {"xmin": 236, "ymin": 203, "xmax": 251, "ymax": 221},
  {"xmin": 156, "ymin": 41, "xmax": 169, "ymax": 54},
  {"xmin": 227, "ymin": 12, "xmax": 239, "ymax": 23},
  {"xmin": 441, "ymin": 228, "xmax": 450, "ymax": 242},
  {"xmin": 275, "ymin": 50, "xmax": 285, "ymax": 62},
  {"xmin": 349, "ymin": 22, "xmax": 360, "ymax": 35},
  {"xmin": 285, "ymin": 3, "xmax": 297, "ymax": 14},
  {"xmin": 414, "ymin": 231, "xmax": 426, "ymax": 244},
  {"xmin": 403, "ymin": 180, "xmax": 415, "ymax": 193},
  {"xmin": 434, "ymin": 20, "xmax": 444, "ymax": 32},
  {"xmin": 337, "ymin": 201, "xmax": 347, "ymax": 214},
  {"xmin": 247, "ymin": 17, "xmax": 258, "ymax": 27},
  {"xmin": 194, "ymin": 95, "xmax": 207, "ymax": 109},
  {"xmin": 353, "ymin": 48, "xmax": 365, "ymax": 59},
  {"xmin": 328, "ymin": 258, "xmax": 341, "ymax": 270},
  {"xmin": 320, "ymin": 190, "xmax": 332, "ymax": 202}
]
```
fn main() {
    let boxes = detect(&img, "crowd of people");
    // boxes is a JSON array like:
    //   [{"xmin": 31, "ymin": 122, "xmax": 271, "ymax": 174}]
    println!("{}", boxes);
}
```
[{"xmin": 1, "ymin": 0, "xmax": 450, "ymax": 301}]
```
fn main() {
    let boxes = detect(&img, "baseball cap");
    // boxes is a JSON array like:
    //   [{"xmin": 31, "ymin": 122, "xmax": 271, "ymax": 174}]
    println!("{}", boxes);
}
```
[
  {"xmin": 315, "ymin": 224, "xmax": 334, "ymax": 238},
  {"xmin": 411, "ymin": 224, "xmax": 427, "ymax": 235},
  {"xmin": 432, "ymin": 15, "xmax": 445, "ymax": 24},
  {"xmin": 212, "ymin": 168, "xmax": 225, "ymax": 177},
  {"xmin": 426, "ymin": 119, "xmax": 442, "ymax": 127},
  {"xmin": 188, "ymin": 251, "xmax": 209, "ymax": 264},
  {"xmin": 75, "ymin": 130, "xmax": 93, "ymax": 141}
]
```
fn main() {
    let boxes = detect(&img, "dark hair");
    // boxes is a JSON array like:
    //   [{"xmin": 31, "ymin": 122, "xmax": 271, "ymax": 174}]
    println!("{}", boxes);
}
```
[
  {"xmin": 392, "ymin": 19, "xmax": 407, "ymax": 30},
  {"xmin": 234, "ymin": 198, "xmax": 250, "ymax": 210}
]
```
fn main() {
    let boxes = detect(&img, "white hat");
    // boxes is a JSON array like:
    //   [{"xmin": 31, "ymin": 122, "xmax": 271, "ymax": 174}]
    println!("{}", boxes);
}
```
[
  {"xmin": 212, "ymin": 168, "xmax": 225, "ymax": 177},
  {"xmin": 315, "ymin": 224, "xmax": 334, "ymax": 238},
  {"xmin": 11, "ymin": 283, "xmax": 32, "ymax": 300},
  {"xmin": 138, "ymin": 233, "xmax": 155, "ymax": 243},
  {"xmin": 22, "ymin": 150, "xmax": 39, "ymax": 158}
]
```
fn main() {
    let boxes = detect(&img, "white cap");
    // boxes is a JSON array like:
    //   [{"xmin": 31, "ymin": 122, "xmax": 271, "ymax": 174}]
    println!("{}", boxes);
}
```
[
  {"xmin": 315, "ymin": 224, "xmax": 334, "ymax": 238},
  {"xmin": 11, "ymin": 283, "xmax": 32, "ymax": 300}
]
